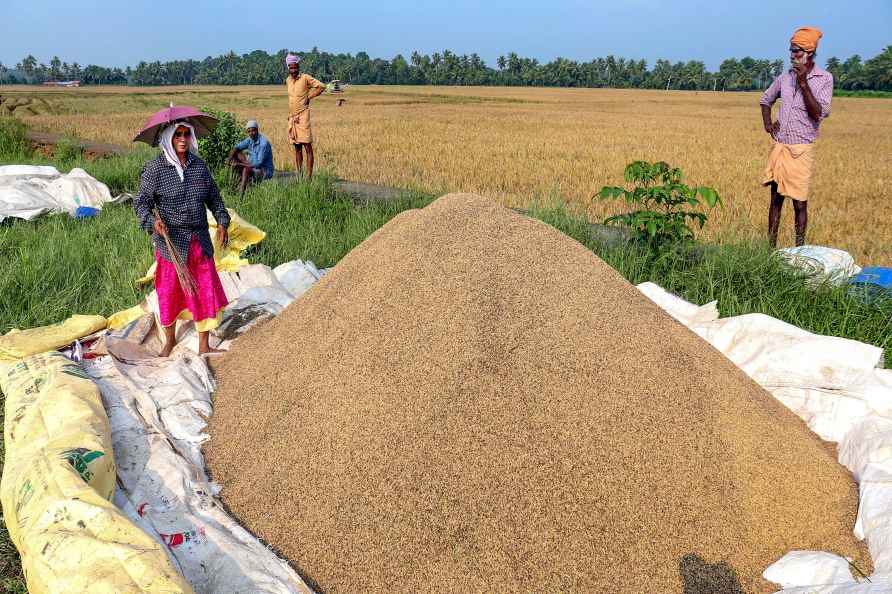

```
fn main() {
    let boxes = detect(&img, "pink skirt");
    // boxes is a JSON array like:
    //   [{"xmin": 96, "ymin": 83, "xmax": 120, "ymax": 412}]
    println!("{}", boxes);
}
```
[{"xmin": 155, "ymin": 237, "xmax": 229, "ymax": 332}]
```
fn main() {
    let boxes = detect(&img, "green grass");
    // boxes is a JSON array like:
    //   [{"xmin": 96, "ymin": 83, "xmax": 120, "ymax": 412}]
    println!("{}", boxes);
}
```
[
  {"xmin": 0, "ymin": 173, "xmax": 433, "ymax": 334},
  {"xmin": 0, "ymin": 533, "xmax": 25, "ymax": 594},
  {"xmin": 224, "ymin": 175, "xmax": 435, "ymax": 271},
  {"xmin": 0, "ymin": 119, "xmax": 30, "ymax": 161},
  {"xmin": 3, "ymin": 137, "xmax": 892, "ymax": 591},
  {"xmin": 834, "ymin": 89, "xmax": 892, "ymax": 98}
]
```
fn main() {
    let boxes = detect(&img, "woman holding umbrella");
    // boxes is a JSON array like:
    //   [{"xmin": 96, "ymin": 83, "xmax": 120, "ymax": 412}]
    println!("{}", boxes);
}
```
[{"xmin": 133, "ymin": 106, "xmax": 230, "ymax": 357}]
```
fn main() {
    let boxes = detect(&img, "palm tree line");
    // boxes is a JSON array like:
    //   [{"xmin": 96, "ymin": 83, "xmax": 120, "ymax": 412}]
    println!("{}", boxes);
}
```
[{"xmin": 1, "ymin": 46, "xmax": 890, "ymax": 91}]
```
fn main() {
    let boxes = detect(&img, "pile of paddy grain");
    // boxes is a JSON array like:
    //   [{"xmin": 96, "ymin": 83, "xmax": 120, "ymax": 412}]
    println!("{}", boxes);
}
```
[{"xmin": 206, "ymin": 193, "xmax": 869, "ymax": 593}]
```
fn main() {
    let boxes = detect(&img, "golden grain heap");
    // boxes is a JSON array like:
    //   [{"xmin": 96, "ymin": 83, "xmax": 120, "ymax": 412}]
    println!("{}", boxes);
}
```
[{"xmin": 206, "ymin": 193, "xmax": 869, "ymax": 593}]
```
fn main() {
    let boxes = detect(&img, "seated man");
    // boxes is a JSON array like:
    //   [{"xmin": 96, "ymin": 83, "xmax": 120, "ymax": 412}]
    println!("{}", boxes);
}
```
[{"xmin": 228, "ymin": 120, "xmax": 274, "ymax": 195}]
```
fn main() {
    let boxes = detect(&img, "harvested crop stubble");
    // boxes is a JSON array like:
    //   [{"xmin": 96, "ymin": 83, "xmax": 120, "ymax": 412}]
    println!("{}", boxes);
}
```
[{"xmin": 206, "ymin": 193, "xmax": 869, "ymax": 593}]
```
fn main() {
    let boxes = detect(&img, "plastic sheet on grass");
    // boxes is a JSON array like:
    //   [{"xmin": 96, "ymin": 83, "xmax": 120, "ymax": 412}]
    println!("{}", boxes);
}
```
[
  {"xmin": 0, "ymin": 165, "xmax": 121, "ymax": 223},
  {"xmin": 778, "ymin": 245, "xmax": 862, "ymax": 286}
]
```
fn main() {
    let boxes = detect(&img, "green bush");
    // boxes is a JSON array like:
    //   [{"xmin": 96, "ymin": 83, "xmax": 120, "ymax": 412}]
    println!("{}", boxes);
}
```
[
  {"xmin": 0, "ymin": 116, "xmax": 32, "ymax": 159},
  {"xmin": 197, "ymin": 107, "xmax": 242, "ymax": 172},
  {"xmin": 53, "ymin": 135, "xmax": 84, "ymax": 165},
  {"xmin": 596, "ymin": 160, "xmax": 722, "ymax": 250}
]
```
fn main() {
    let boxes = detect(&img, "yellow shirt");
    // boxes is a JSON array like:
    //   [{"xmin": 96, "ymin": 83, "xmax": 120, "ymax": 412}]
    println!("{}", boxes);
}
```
[{"xmin": 286, "ymin": 73, "xmax": 324, "ymax": 116}]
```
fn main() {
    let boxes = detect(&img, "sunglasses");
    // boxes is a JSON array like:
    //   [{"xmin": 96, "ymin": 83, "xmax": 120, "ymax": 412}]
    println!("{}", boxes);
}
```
[
  {"xmin": 173, "ymin": 128, "xmax": 192, "ymax": 138},
  {"xmin": 789, "ymin": 46, "xmax": 806, "ymax": 54}
]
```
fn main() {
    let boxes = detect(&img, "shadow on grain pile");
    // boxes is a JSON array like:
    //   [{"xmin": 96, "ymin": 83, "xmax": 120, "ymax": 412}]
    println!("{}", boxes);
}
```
[
  {"xmin": 204, "ymin": 193, "xmax": 871, "ymax": 594},
  {"xmin": 679, "ymin": 553, "xmax": 745, "ymax": 594}
]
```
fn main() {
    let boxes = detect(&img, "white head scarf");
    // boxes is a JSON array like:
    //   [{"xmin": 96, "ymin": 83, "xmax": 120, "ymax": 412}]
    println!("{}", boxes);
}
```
[{"xmin": 159, "ymin": 121, "xmax": 199, "ymax": 181}]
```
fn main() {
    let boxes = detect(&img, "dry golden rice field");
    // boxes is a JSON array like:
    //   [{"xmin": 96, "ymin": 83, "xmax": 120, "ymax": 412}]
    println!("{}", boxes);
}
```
[{"xmin": 8, "ymin": 84, "xmax": 892, "ymax": 263}]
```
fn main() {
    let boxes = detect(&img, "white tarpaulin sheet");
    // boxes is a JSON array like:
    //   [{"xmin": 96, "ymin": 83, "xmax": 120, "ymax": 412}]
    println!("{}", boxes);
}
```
[
  {"xmin": 637, "ymin": 282, "xmax": 892, "ymax": 592},
  {"xmin": 85, "ymin": 354, "xmax": 312, "ymax": 594},
  {"xmin": 777, "ymin": 245, "xmax": 862, "ymax": 286},
  {"xmin": 118, "ymin": 260, "xmax": 325, "ymax": 357},
  {"xmin": 0, "ymin": 165, "xmax": 120, "ymax": 222},
  {"xmin": 82, "ymin": 260, "xmax": 323, "ymax": 593}
]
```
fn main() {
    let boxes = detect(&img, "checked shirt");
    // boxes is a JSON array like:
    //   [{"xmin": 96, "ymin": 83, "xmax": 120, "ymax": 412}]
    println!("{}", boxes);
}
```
[
  {"xmin": 760, "ymin": 65, "xmax": 833, "ymax": 145},
  {"xmin": 134, "ymin": 153, "xmax": 230, "ymax": 264}
]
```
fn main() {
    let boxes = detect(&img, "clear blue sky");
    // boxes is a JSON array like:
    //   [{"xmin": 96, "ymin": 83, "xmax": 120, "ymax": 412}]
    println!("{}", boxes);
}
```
[{"xmin": 1, "ymin": 0, "xmax": 889, "ymax": 71}]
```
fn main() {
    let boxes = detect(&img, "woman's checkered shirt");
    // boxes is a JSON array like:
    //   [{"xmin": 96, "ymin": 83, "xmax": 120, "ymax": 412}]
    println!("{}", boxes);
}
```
[{"xmin": 134, "ymin": 153, "xmax": 230, "ymax": 264}]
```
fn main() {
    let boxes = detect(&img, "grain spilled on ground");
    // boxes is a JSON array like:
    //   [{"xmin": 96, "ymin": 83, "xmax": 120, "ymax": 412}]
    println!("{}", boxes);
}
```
[{"xmin": 206, "ymin": 193, "xmax": 869, "ymax": 593}]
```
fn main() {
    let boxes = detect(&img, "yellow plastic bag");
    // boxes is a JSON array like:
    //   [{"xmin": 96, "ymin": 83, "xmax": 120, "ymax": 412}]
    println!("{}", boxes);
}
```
[
  {"xmin": 0, "ymin": 352, "xmax": 193, "ymax": 593},
  {"xmin": 209, "ymin": 208, "xmax": 266, "ymax": 272},
  {"xmin": 0, "ymin": 314, "xmax": 107, "ymax": 362},
  {"xmin": 107, "ymin": 305, "xmax": 147, "ymax": 331},
  {"xmin": 136, "ymin": 208, "xmax": 266, "ymax": 285}
]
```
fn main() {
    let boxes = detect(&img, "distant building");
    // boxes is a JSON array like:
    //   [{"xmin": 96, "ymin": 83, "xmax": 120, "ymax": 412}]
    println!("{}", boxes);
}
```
[{"xmin": 42, "ymin": 80, "xmax": 81, "ymax": 87}]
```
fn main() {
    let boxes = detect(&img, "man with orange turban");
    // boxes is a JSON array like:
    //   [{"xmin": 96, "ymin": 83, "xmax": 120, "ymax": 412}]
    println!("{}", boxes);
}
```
[{"xmin": 760, "ymin": 27, "xmax": 833, "ymax": 247}]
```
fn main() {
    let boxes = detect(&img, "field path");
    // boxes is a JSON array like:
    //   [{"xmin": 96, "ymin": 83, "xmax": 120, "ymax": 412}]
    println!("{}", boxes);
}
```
[
  {"xmin": 23, "ymin": 130, "xmax": 412, "ymax": 205},
  {"xmin": 26, "ymin": 130, "xmax": 127, "ymax": 157}
]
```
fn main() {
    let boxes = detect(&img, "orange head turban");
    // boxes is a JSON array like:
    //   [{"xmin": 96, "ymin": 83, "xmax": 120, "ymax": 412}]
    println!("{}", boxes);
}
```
[{"xmin": 791, "ymin": 27, "xmax": 823, "ymax": 52}]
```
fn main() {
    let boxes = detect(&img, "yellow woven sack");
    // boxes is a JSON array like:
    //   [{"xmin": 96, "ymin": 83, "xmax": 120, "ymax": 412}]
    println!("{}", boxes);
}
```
[
  {"xmin": 0, "ymin": 314, "xmax": 106, "ymax": 362},
  {"xmin": 0, "ymin": 352, "xmax": 193, "ymax": 593},
  {"xmin": 106, "ymin": 305, "xmax": 147, "ymax": 331}
]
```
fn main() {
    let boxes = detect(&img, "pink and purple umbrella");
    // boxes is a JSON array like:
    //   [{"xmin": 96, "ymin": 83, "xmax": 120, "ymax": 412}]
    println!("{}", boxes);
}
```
[{"xmin": 133, "ymin": 104, "xmax": 218, "ymax": 146}]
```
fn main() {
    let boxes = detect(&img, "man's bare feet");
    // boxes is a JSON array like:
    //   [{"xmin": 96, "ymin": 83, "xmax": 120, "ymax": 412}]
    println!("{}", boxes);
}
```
[{"xmin": 159, "ymin": 343, "xmax": 175, "ymax": 357}]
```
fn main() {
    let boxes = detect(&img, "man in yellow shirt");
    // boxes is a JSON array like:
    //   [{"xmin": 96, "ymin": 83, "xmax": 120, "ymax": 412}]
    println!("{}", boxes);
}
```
[{"xmin": 285, "ymin": 53, "xmax": 325, "ymax": 178}]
